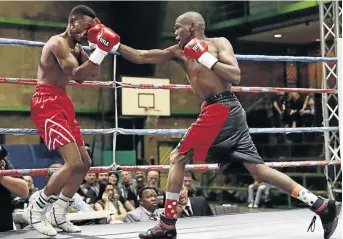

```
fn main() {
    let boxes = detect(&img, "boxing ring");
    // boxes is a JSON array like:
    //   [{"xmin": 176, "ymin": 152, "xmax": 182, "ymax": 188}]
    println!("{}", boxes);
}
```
[{"xmin": 0, "ymin": 2, "xmax": 342, "ymax": 238}]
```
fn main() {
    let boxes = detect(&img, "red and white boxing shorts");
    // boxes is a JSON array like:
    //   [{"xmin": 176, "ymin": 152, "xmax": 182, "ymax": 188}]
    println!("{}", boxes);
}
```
[{"xmin": 31, "ymin": 84, "xmax": 84, "ymax": 151}]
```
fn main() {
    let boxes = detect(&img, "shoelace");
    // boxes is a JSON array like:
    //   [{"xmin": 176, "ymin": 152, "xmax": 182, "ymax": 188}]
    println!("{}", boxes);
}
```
[{"xmin": 307, "ymin": 216, "xmax": 316, "ymax": 232}]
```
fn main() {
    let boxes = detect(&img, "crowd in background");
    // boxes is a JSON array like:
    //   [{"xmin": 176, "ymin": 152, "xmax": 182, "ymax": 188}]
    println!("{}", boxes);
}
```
[{"xmin": 11, "ymin": 163, "xmax": 213, "ymax": 229}]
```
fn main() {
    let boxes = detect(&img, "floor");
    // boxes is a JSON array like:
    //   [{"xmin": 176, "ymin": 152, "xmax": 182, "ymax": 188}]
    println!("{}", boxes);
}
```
[{"xmin": 0, "ymin": 209, "xmax": 341, "ymax": 239}]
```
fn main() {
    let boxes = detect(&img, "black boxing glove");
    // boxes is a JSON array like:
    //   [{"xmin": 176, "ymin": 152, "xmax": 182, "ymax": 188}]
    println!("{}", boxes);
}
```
[{"xmin": 0, "ymin": 146, "xmax": 8, "ymax": 160}]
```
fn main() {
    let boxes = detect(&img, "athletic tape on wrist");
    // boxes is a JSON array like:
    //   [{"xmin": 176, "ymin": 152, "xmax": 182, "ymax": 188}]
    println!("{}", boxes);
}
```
[
  {"xmin": 198, "ymin": 52, "xmax": 218, "ymax": 70},
  {"xmin": 89, "ymin": 48, "xmax": 107, "ymax": 65}
]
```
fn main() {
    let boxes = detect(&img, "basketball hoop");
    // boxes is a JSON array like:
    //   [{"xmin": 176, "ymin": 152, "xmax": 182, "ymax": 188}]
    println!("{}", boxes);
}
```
[{"xmin": 144, "ymin": 107, "xmax": 160, "ymax": 128}]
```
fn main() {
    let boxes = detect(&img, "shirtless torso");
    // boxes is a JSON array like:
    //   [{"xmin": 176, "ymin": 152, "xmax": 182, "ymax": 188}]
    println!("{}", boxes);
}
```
[
  {"xmin": 169, "ymin": 38, "xmax": 234, "ymax": 101},
  {"xmin": 37, "ymin": 33, "xmax": 91, "ymax": 90}
]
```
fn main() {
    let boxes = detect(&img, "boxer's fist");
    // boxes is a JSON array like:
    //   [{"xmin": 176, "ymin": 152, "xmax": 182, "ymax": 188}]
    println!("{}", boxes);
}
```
[
  {"xmin": 183, "ymin": 38, "xmax": 218, "ymax": 70},
  {"xmin": 89, "ymin": 27, "xmax": 121, "ymax": 65},
  {"xmin": 97, "ymin": 27, "xmax": 120, "ymax": 52},
  {"xmin": 88, "ymin": 18, "xmax": 104, "ymax": 50},
  {"xmin": 184, "ymin": 38, "xmax": 208, "ymax": 60}
]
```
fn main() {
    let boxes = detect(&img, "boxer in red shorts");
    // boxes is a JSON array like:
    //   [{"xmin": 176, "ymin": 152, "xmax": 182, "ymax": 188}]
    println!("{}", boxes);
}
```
[
  {"xmin": 118, "ymin": 12, "xmax": 341, "ymax": 239},
  {"xmin": 23, "ymin": 5, "xmax": 120, "ymax": 236}
]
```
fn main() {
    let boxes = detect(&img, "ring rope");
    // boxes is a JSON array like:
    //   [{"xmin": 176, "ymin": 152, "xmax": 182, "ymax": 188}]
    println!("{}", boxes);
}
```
[
  {"xmin": 0, "ymin": 77, "xmax": 336, "ymax": 94},
  {"xmin": 0, "ymin": 160, "xmax": 340, "ymax": 176},
  {"xmin": 0, "ymin": 37, "xmax": 337, "ymax": 62},
  {"xmin": 0, "ymin": 127, "xmax": 338, "ymax": 135}
]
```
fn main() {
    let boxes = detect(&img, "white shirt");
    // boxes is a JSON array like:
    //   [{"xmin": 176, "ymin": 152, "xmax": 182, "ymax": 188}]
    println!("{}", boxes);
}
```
[{"xmin": 182, "ymin": 198, "xmax": 193, "ymax": 216}]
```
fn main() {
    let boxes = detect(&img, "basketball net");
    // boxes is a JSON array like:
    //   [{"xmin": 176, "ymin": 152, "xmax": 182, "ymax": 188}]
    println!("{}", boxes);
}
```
[{"xmin": 144, "ymin": 107, "xmax": 160, "ymax": 129}]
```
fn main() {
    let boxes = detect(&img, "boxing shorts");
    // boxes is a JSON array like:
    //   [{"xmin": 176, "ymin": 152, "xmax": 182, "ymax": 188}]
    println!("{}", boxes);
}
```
[
  {"xmin": 31, "ymin": 84, "xmax": 84, "ymax": 151},
  {"xmin": 177, "ymin": 91, "xmax": 264, "ymax": 168}
]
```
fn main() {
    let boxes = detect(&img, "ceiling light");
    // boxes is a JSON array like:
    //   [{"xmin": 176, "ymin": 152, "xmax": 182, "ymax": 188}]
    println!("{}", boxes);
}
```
[
  {"xmin": 315, "ymin": 38, "xmax": 320, "ymax": 42},
  {"xmin": 274, "ymin": 34, "xmax": 282, "ymax": 38}
]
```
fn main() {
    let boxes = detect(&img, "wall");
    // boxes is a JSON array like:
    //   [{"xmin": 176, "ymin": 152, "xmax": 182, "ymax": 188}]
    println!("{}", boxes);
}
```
[{"xmin": 0, "ymin": 2, "xmax": 114, "ymax": 147}]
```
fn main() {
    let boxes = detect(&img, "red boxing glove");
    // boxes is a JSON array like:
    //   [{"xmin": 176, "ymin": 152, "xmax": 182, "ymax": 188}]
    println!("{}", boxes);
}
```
[
  {"xmin": 89, "ymin": 27, "xmax": 121, "ymax": 65},
  {"xmin": 88, "ymin": 18, "xmax": 104, "ymax": 50},
  {"xmin": 184, "ymin": 38, "xmax": 218, "ymax": 70}
]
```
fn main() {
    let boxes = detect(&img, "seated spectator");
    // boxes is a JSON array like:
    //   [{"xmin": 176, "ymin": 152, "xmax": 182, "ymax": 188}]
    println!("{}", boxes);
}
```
[
  {"xmin": 13, "ymin": 176, "xmax": 39, "ymax": 210},
  {"xmin": 94, "ymin": 182, "xmax": 126, "ymax": 223},
  {"xmin": 136, "ymin": 171, "xmax": 146, "ymax": 192},
  {"xmin": 247, "ymin": 181, "xmax": 271, "ymax": 208},
  {"xmin": 176, "ymin": 186, "xmax": 213, "ymax": 218},
  {"xmin": 147, "ymin": 171, "xmax": 165, "ymax": 207},
  {"xmin": 124, "ymin": 186, "xmax": 162, "ymax": 223},
  {"xmin": 79, "ymin": 173, "xmax": 99, "ymax": 206},
  {"xmin": 108, "ymin": 172, "xmax": 119, "ymax": 186},
  {"xmin": 183, "ymin": 173, "xmax": 197, "ymax": 197},
  {"xmin": 108, "ymin": 172, "xmax": 135, "ymax": 212},
  {"xmin": 120, "ymin": 171, "xmax": 138, "ymax": 207},
  {"xmin": 0, "ymin": 146, "xmax": 28, "ymax": 232},
  {"xmin": 98, "ymin": 172, "xmax": 109, "ymax": 183}
]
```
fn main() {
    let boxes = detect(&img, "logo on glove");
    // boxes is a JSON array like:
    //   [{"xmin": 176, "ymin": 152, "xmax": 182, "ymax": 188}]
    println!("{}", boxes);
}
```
[{"xmin": 99, "ymin": 37, "xmax": 109, "ymax": 47}]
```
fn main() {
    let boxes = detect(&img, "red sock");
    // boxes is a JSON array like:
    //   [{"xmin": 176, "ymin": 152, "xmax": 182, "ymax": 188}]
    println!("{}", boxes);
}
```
[{"xmin": 164, "ymin": 192, "xmax": 179, "ymax": 219}]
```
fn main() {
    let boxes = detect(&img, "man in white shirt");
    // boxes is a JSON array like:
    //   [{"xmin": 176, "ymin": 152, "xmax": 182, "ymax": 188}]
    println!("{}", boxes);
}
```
[{"xmin": 177, "ymin": 186, "xmax": 213, "ymax": 218}]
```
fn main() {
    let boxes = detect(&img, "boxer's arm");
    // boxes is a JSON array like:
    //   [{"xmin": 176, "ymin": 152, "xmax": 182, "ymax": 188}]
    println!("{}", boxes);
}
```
[
  {"xmin": 79, "ymin": 46, "xmax": 100, "ymax": 78},
  {"xmin": 212, "ymin": 38, "xmax": 241, "ymax": 85},
  {"xmin": 50, "ymin": 38, "xmax": 100, "ymax": 83},
  {"xmin": 118, "ymin": 44, "xmax": 178, "ymax": 64}
]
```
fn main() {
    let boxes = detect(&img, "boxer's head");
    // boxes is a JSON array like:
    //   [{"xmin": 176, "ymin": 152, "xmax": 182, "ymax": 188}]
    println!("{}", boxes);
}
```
[
  {"xmin": 68, "ymin": 5, "xmax": 96, "ymax": 43},
  {"xmin": 174, "ymin": 11, "xmax": 205, "ymax": 49}
]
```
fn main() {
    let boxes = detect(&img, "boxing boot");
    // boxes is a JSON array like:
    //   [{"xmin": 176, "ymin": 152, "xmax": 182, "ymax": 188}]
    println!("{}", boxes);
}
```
[
  {"xmin": 50, "ymin": 195, "xmax": 81, "ymax": 233},
  {"xmin": 23, "ymin": 194, "xmax": 58, "ymax": 236},
  {"xmin": 308, "ymin": 197, "xmax": 342, "ymax": 239},
  {"xmin": 139, "ymin": 214, "xmax": 177, "ymax": 239}
]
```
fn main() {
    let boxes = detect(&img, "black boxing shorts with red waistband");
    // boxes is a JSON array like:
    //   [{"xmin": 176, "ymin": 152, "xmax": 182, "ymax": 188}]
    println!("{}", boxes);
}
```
[{"xmin": 177, "ymin": 91, "xmax": 264, "ymax": 167}]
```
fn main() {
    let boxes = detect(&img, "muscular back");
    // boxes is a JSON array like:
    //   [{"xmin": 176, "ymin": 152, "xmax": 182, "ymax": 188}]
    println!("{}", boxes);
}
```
[
  {"xmin": 37, "ymin": 34, "xmax": 85, "ymax": 90},
  {"xmin": 172, "ymin": 38, "xmax": 236, "ymax": 101}
]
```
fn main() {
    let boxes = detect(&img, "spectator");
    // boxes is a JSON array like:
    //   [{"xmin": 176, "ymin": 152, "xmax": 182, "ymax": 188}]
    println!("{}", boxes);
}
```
[
  {"xmin": 135, "ymin": 171, "xmax": 146, "ymax": 192},
  {"xmin": 13, "ymin": 176, "xmax": 38, "ymax": 210},
  {"xmin": 0, "ymin": 146, "xmax": 29, "ymax": 232},
  {"xmin": 271, "ymin": 92, "xmax": 286, "ymax": 127},
  {"xmin": 176, "ymin": 186, "xmax": 212, "ymax": 218},
  {"xmin": 98, "ymin": 173, "xmax": 109, "ymax": 183},
  {"xmin": 79, "ymin": 173, "xmax": 99, "ymax": 206},
  {"xmin": 109, "ymin": 172, "xmax": 135, "ymax": 212},
  {"xmin": 301, "ymin": 93, "xmax": 315, "ymax": 127},
  {"xmin": 290, "ymin": 92, "xmax": 302, "ymax": 128},
  {"xmin": 183, "ymin": 173, "xmax": 197, "ymax": 197},
  {"xmin": 124, "ymin": 186, "xmax": 162, "ymax": 223},
  {"xmin": 120, "ymin": 171, "xmax": 138, "ymax": 207},
  {"xmin": 147, "ymin": 171, "xmax": 165, "ymax": 208},
  {"xmin": 247, "ymin": 181, "xmax": 271, "ymax": 208},
  {"xmin": 94, "ymin": 182, "xmax": 126, "ymax": 223},
  {"xmin": 108, "ymin": 172, "xmax": 119, "ymax": 186}
]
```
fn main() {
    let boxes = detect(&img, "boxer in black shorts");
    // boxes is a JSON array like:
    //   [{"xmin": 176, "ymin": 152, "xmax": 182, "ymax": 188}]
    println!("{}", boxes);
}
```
[{"xmin": 117, "ymin": 11, "xmax": 341, "ymax": 239}]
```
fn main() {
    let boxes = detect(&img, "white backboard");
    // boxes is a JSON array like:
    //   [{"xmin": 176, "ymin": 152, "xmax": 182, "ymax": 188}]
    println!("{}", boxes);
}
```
[{"xmin": 121, "ymin": 77, "xmax": 171, "ymax": 116}]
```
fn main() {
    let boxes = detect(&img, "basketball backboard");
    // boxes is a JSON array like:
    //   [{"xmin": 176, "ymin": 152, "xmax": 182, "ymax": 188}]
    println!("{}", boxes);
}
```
[{"xmin": 121, "ymin": 77, "xmax": 171, "ymax": 116}]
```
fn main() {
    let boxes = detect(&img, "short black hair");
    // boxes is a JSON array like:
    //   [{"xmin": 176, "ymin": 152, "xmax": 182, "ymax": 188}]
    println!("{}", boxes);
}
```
[
  {"xmin": 69, "ymin": 5, "xmax": 96, "ymax": 19},
  {"xmin": 139, "ymin": 186, "xmax": 158, "ymax": 199}
]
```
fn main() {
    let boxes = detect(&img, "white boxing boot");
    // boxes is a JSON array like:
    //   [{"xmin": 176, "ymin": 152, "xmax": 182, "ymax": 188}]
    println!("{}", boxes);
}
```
[
  {"xmin": 23, "ymin": 191, "xmax": 58, "ymax": 236},
  {"xmin": 50, "ymin": 194, "xmax": 81, "ymax": 233}
]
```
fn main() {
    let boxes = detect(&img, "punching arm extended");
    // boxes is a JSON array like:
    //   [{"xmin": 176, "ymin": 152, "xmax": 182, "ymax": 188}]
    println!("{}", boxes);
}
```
[{"xmin": 118, "ymin": 44, "xmax": 177, "ymax": 64}]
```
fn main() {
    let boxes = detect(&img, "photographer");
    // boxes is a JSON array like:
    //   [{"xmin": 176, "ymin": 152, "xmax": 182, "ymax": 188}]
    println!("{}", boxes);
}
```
[{"xmin": 0, "ymin": 146, "xmax": 29, "ymax": 232}]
